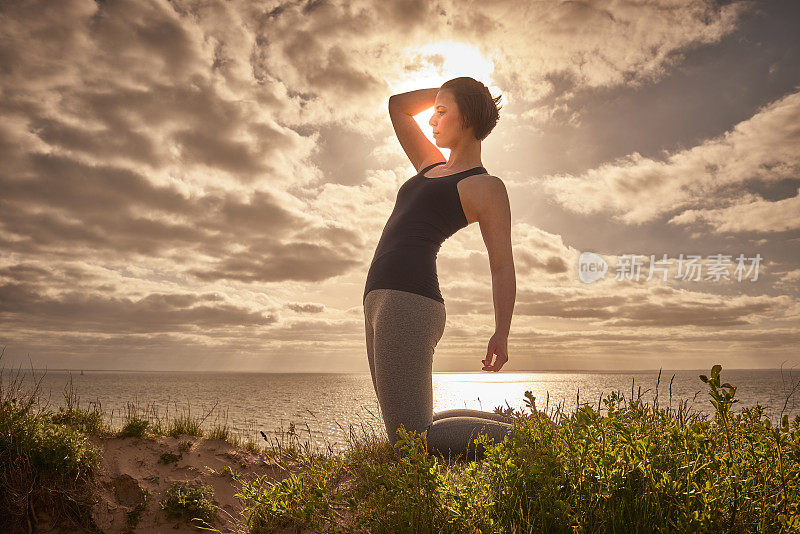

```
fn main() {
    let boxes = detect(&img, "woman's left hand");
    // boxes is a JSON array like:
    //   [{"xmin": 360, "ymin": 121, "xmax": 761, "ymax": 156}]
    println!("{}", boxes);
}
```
[{"xmin": 482, "ymin": 332, "xmax": 508, "ymax": 372}]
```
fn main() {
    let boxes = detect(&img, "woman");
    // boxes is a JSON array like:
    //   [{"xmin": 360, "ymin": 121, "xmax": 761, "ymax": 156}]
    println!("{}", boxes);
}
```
[{"xmin": 363, "ymin": 77, "xmax": 520, "ymax": 461}]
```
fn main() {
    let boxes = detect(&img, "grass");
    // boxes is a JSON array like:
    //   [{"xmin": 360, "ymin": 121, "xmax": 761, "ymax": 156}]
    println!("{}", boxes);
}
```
[
  {"xmin": 232, "ymin": 365, "xmax": 800, "ymax": 533},
  {"xmin": 119, "ymin": 404, "xmax": 150, "ymax": 437},
  {"xmin": 2, "ymin": 342, "xmax": 799, "ymax": 533}
]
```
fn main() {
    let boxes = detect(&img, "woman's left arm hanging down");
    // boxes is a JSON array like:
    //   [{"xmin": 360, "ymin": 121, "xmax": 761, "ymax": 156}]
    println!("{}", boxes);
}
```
[{"xmin": 476, "ymin": 177, "xmax": 515, "ymax": 372}]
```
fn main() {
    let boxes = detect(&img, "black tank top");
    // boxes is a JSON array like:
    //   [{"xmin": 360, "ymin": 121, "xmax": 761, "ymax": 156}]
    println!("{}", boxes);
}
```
[{"xmin": 363, "ymin": 161, "xmax": 487, "ymax": 305}]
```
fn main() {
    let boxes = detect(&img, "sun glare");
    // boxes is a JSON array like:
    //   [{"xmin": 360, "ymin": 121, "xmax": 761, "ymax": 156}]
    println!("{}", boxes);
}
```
[{"xmin": 386, "ymin": 40, "xmax": 500, "ymax": 153}]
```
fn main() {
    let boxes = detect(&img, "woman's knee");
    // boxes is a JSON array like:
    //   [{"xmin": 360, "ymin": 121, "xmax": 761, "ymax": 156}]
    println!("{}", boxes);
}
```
[
  {"xmin": 424, "ymin": 417, "xmax": 510, "ymax": 458},
  {"xmin": 433, "ymin": 408, "xmax": 515, "ymax": 425}
]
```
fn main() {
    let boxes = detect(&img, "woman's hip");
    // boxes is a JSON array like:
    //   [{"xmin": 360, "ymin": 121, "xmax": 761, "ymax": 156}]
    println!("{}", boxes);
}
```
[{"xmin": 364, "ymin": 288, "xmax": 446, "ymax": 341}]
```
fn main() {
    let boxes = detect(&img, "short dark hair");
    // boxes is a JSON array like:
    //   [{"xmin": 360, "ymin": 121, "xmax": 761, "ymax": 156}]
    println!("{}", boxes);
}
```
[{"xmin": 439, "ymin": 77, "xmax": 502, "ymax": 141}]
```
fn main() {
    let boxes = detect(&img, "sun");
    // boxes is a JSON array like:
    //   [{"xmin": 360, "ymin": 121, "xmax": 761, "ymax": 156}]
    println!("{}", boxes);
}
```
[{"xmin": 387, "ymin": 41, "xmax": 502, "ymax": 151}]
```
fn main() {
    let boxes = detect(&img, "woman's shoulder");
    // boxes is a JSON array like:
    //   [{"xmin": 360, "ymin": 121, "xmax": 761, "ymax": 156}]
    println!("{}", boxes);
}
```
[
  {"xmin": 478, "ymin": 172, "xmax": 503, "ymax": 185},
  {"xmin": 461, "ymin": 172, "xmax": 505, "ymax": 191},
  {"xmin": 457, "ymin": 173, "xmax": 508, "ymax": 225}
]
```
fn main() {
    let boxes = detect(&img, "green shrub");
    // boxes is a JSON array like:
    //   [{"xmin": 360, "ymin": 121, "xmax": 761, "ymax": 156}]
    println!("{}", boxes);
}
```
[
  {"xmin": 1, "ymin": 399, "xmax": 103, "ymax": 479},
  {"xmin": 236, "ymin": 455, "xmax": 343, "ymax": 532},
  {"xmin": 235, "ymin": 426, "xmax": 491, "ymax": 533},
  {"xmin": 1, "ymin": 368, "xmax": 103, "ymax": 532},
  {"xmin": 161, "ymin": 481, "xmax": 218, "ymax": 526},
  {"xmin": 347, "ymin": 426, "xmax": 493, "ymax": 533},
  {"xmin": 50, "ymin": 406, "xmax": 105, "ymax": 434}
]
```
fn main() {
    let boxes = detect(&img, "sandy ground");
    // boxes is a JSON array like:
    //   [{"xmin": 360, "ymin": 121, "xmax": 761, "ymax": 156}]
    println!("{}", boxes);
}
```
[{"xmin": 35, "ymin": 432, "xmax": 313, "ymax": 533}]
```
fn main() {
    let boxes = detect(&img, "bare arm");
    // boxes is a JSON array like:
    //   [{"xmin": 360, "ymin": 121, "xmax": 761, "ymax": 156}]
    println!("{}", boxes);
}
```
[
  {"xmin": 388, "ymin": 89, "xmax": 445, "ymax": 172},
  {"xmin": 389, "ymin": 88, "xmax": 439, "ymax": 116},
  {"xmin": 477, "ymin": 177, "xmax": 515, "ymax": 371}
]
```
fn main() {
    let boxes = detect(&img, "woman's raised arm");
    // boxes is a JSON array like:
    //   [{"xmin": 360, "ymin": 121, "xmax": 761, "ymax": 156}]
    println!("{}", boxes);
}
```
[{"xmin": 388, "ymin": 88, "xmax": 445, "ymax": 173}]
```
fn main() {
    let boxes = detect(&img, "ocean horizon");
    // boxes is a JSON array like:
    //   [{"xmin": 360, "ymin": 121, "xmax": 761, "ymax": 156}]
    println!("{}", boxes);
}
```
[
  {"xmin": 9, "ymin": 368, "xmax": 799, "ymax": 455},
  {"xmin": 14, "ymin": 367, "xmax": 799, "ymax": 373}
]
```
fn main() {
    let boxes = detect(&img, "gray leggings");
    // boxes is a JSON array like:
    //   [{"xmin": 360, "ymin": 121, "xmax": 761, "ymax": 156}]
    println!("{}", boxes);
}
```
[{"xmin": 364, "ymin": 288, "xmax": 513, "ymax": 461}]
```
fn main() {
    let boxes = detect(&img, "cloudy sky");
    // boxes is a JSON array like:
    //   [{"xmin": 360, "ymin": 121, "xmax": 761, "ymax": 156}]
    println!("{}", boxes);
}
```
[{"xmin": 1, "ymin": 0, "xmax": 798, "ymax": 372}]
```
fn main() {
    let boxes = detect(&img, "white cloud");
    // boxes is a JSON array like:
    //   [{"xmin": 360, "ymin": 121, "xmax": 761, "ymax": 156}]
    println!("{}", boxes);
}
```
[
  {"xmin": 670, "ymin": 190, "xmax": 800, "ymax": 232},
  {"xmin": 540, "ymin": 90, "xmax": 800, "ymax": 231}
]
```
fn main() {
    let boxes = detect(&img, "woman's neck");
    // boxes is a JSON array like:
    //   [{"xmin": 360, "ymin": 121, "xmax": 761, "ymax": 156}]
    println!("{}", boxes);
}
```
[{"xmin": 441, "ymin": 138, "xmax": 482, "ymax": 171}]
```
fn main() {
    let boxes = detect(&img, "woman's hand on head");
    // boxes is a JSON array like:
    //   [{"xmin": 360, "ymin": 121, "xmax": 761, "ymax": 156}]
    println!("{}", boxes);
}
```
[{"xmin": 482, "ymin": 332, "xmax": 508, "ymax": 372}]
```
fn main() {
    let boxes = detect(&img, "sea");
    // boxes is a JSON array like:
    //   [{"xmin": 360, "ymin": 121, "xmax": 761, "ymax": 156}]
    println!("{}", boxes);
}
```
[{"xmin": 7, "ymin": 369, "xmax": 800, "ymax": 455}]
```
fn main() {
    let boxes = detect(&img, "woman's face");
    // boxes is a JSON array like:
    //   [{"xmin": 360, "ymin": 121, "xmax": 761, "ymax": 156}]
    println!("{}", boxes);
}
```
[{"xmin": 429, "ymin": 90, "xmax": 466, "ymax": 148}]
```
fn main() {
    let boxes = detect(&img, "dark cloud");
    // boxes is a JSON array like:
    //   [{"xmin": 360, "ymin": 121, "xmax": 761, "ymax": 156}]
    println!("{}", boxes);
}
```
[
  {"xmin": 516, "ymin": 250, "xmax": 569, "ymax": 275},
  {"xmin": 187, "ymin": 242, "xmax": 361, "ymax": 283},
  {"xmin": 28, "ymin": 117, "xmax": 160, "ymax": 164},
  {"xmin": 0, "ymin": 281, "xmax": 277, "ymax": 333},
  {"xmin": 443, "ymin": 282, "xmax": 783, "ymax": 327},
  {"xmin": 597, "ymin": 298, "xmax": 774, "ymax": 327}
]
